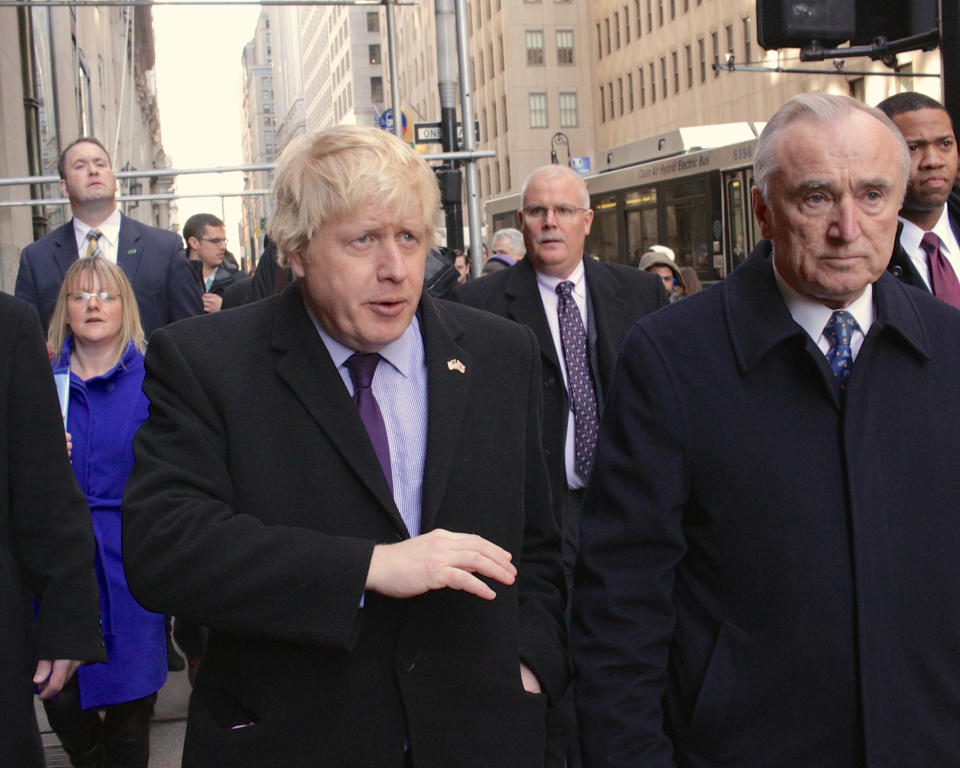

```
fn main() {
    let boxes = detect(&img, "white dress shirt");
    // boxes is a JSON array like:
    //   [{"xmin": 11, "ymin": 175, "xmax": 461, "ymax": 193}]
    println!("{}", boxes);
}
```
[
  {"xmin": 535, "ymin": 260, "xmax": 590, "ymax": 489},
  {"xmin": 898, "ymin": 206, "xmax": 960, "ymax": 290},
  {"xmin": 73, "ymin": 208, "xmax": 122, "ymax": 264},
  {"xmin": 773, "ymin": 260, "xmax": 874, "ymax": 362}
]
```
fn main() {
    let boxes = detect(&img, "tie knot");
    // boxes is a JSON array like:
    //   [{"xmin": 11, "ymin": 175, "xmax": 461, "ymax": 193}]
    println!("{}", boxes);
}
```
[
  {"xmin": 824, "ymin": 310, "xmax": 858, "ymax": 347},
  {"xmin": 556, "ymin": 280, "xmax": 575, "ymax": 299},
  {"xmin": 87, "ymin": 229, "xmax": 102, "ymax": 241},
  {"xmin": 920, "ymin": 231, "xmax": 941, "ymax": 256},
  {"xmin": 345, "ymin": 353, "xmax": 380, "ymax": 390}
]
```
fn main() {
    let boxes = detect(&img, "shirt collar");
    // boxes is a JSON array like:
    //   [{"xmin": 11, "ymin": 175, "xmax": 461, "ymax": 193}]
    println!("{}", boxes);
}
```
[
  {"xmin": 74, "ymin": 207, "xmax": 122, "ymax": 247},
  {"xmin": 306, "ymin": 307, "xmax": 418, "ymax": 378},
  {"xmin": 773, "ymin": 257, "xmax": 875, "ymax": 343},
  {"xmin": 535, "ymin": 259, "xmax": 586, "ymax": 295},
  {"xmin": 899, "ymin": 204, "xmax": 953, "ymax": 256}
]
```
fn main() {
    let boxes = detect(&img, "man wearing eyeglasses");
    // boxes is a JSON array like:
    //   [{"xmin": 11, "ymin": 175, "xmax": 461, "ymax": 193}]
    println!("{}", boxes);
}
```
[
  {"xmin": 453, "ymin": 164, "xmax": 666, "ymax": 767},
  {"xmin": 183, "ymin": 213, "xmax": 241, "ymax": 313},
  {"xmin": 15, "ymin": 137, "xmax": 202, "ymax": 337}
]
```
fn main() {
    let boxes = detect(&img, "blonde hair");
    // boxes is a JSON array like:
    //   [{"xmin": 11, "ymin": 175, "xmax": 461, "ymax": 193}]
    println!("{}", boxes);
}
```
[
  {"xmin": 48, "ymin": 258, "xmax": 146, "ymax": 370},
  {"xmin": 267, "ymin": 125, "xmax": 441, "ymax": 267}
]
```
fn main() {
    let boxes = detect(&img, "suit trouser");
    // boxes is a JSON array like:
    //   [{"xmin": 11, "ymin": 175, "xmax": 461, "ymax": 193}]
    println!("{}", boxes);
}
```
[{"xmin": 42, "ymin": 677, "xmax": 156, "ymax": 768}]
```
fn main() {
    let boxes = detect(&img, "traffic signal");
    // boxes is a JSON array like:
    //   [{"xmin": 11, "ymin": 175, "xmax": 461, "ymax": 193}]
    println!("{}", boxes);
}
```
[
  {"xmin": 757, "ymin": 0, "xmax": 855, "ymax": 49},
  {"xmin": 757, "ymin": 0, "xmax": 938, "ymax": 50}
]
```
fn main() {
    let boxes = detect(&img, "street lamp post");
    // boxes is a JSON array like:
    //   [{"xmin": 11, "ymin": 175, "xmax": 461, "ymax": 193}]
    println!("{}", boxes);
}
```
[{"xmin": 551, "ymin": 132, "xmax": 572, "ymax": 167}]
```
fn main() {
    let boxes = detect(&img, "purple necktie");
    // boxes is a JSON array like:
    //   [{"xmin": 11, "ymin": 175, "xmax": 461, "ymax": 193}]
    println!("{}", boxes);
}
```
[
  {"xmin": 345, "ymin": 353, "xmax": 393, "ymax": 492},
  {"xmin": 556, "ymin": 281, "xmax": 599, "ymax": 478},
  {"xmin": 920, "ymin": 232, "xmax": 960, "ymax": 309}
]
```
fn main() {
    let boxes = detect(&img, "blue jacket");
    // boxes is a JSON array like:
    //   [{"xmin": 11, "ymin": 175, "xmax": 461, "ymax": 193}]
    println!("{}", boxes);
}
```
[{"xmin": 54, "ymin": 338, "xmax": 166, "ymax": 709}]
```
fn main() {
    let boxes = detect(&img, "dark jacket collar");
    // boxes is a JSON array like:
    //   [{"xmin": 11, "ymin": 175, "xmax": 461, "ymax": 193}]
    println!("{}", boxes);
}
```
[{"xmin": 727, "ymin": 240, "xmax": 930, "ymax": 374}]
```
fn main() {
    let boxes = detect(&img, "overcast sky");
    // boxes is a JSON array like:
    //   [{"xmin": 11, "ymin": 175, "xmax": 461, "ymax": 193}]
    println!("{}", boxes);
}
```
[{"xmin": 152, "ymin": 2, "xmax": 261, "ymax": 242}]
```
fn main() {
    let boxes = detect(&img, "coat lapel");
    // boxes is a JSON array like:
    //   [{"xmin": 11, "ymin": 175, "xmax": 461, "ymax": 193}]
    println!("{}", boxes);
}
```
[
  {"xmin": 117, "ymin": 215, "xmax": 143, "ymax": 284},
  {"xmin": 419, "ymin": 298, "xmax": 471, "ymax": 533},
  {"xmin": 505, "ymin": 258, "xmax": 561, "ymax": 375},
  {"xmin": 270, "ymin": 285, "xmax": 407, "ymax": 536},
  {"xmin": 583, "ymin": 256, "xmax": 629, "ymax": 389},
  {"xmin": 53, "ymin": 222, "xmax": 79, "ymax": 277}
]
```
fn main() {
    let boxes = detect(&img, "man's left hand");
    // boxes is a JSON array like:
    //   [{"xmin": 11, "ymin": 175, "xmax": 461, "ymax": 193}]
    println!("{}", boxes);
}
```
[
  {"xmin": 520, "ymin": 662, "xmax": 542, "ymax": 694},
  {"xmin": 34, "ymin": 659, "xmax": 82, "ymax": 700},
  {"xmin": 202, "ymin": 292, "xmax": 223, "ymax": 313}
]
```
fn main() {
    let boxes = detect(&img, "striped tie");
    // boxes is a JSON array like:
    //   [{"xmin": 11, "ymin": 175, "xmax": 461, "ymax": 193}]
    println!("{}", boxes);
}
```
[{"xmin": 85, "ymin": 229, "xmax": 103, "ymax": 259}]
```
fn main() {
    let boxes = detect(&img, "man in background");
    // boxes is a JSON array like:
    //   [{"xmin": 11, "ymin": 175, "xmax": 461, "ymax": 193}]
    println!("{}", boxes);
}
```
[
  {"xmin": 16, "ymin": 137, "xmax": 201, "ymax": 336},
  {"xmin": 183, "ymin": 213, "xmax": 240, "ymax": 313}
]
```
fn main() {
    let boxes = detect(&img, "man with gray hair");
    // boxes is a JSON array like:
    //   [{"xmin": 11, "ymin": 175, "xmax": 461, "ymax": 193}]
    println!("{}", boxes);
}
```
[
  {"xmin": 122, "ymin": 125, "xmax": 567, "ymax": 768},
  {"xmin": 484, "ymin": 227, "xmax": 526, "ymax": 274},
  {"xmin": 573, "ymin": 92, "xmax": 960, "ymax": 767}
]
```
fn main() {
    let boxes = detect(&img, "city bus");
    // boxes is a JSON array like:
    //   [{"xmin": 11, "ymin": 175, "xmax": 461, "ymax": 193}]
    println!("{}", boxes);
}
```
[{"xmin": 486, "ymin": 123, "xmax": 767, "ymax": 284}]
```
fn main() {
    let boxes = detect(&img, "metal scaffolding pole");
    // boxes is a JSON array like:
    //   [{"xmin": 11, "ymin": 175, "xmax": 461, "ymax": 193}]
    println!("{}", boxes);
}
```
[{"xmin": 453, "ymin": 0, "xmax": 483, "ymax": 277}]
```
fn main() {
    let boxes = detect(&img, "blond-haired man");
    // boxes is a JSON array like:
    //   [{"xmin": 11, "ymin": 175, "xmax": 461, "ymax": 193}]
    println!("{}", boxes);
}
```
[{"xmin": 123, "ymin": 126, "xmax": 567, "ymax": 768}]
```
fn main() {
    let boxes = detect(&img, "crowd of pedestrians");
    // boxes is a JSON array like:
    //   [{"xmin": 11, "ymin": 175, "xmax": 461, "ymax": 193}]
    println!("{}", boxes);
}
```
[{"xmin": 3, "ymin": 89, "xmax": 960, "ymax": 768}]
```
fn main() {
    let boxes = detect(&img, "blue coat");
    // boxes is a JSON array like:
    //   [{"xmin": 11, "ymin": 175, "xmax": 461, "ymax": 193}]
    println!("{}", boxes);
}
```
[
  {"xmin": 573, "ymin": 243, "xmax": 960, "ymax": 767},
  {"xmin": 17, "ymin": 215, "xmax": 202, "ymax": 338},
  {"xmin": 54, "ymin": 339, "xmax": 166, "ymax": 709}
]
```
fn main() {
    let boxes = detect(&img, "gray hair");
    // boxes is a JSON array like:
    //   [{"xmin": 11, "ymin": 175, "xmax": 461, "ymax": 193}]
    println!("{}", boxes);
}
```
[
  {"xmin": 491, "ymin": 228, "xmax": 525, "ymax": 257},
  {"xmin": 754, "ymin": 92, "xmax": 910, "ymax": 203},
  {"xmin": 520, "ymin": 164, "xmax": 590, "ymax": 209}
]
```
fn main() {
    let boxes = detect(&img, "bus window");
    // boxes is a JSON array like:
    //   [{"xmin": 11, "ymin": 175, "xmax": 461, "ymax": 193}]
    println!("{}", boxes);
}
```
[
  {"xmin": 587, "ymin": 194, "xmax": 620, "ymax": 264},
  {"xmin": 725, "ymin": 173, "xmax": 749, "ymax": 271},
  {"xmin": 663, "ymin": 178, "xmax": 714, "ymax": 281},
  {"xmin": 492, "ymin": 210, "xmax": 518, "ymax": 233},
  {"xmin": 625, "ymin": 186, "xmax": 657, "ymax": 266}
]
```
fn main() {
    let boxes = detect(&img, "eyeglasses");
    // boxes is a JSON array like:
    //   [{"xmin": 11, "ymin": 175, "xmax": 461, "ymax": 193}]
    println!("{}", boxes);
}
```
[
  {"xmin": 200, "ymin": 237, "xmax": 228, "ymax": 245},
  {"xmin": 521, "ymin": 204, "xmax": 588, "ymax": 221},
  {"xmin": 68, "ymin": 291, "xmax": 120, "ymax": 304}
]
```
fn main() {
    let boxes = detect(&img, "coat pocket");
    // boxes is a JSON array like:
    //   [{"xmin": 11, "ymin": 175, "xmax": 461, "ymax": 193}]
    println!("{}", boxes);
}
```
[{"xmin": 685, "ymin": 619, "xmax": 748, "ymax": 752}]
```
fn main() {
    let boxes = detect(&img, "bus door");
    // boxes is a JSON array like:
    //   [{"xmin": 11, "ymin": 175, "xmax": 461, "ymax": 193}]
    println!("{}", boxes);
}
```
[
  {"xmin": 624, "ymin": 186, "xmax": 658, "ymax": 267},
  {"xmin": 721, "ymin": 168, "xmax": 759, "ymax": 275},
  {"xmin": 663, "ymin": 177, "xmax": 718, "ymax": 282},
  {"xmin": 587, "ymin": 194, "xmax": 621, "ymax": 264}
]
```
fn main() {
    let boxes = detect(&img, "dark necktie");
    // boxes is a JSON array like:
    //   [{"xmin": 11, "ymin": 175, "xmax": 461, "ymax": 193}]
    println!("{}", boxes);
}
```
[
  {"xmin": 920, "ymin": 232, "xmax": 960, "ymax": 309},
  {"xmin": 345, "ymin": 353, "xmax": 393, "ymax": 492},
  {"xmin": 85, "ymin": 229, "xmax": 103, "ymax": 259},
  {"xmin": 556, "ymin": 281, "xmax": 599, "ymax": 478},
  {"xmin": 823, "ymin": 310, "xmax": 858, "ymax": 386}
]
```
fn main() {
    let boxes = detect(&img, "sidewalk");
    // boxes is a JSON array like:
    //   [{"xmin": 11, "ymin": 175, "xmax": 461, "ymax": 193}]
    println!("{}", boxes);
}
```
[{"xmin": 36, "ymin": 666, "xmax": 190, "ymax": 767}]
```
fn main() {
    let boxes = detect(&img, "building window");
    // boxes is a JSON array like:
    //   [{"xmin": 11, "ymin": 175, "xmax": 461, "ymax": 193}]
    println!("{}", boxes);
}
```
[
  {"xmin": 685, "ymin": 44, "xmax": 693, "ymax": 88},
  {"xmin": 618, "ymin": 77, "xmax": 624, "ymax": 115},
  {"xmin": 660, "ymin": 56, "xmax": 667, "ymax": 99},
  {"xmin": 726, "ymin": 24, "xmax": 734, "ymax": 59},
  {"xmin": 600, "ymin": 85, "xmax": 606, "ymax": 122},
  {"xmin": 628, "ymin": 72, "xmax": 634, "ymax": 111},
  {"xmin": 608, "ymin": 81, "xmax": 615, "ymax": 119},
  {"xmin": 712, "ymin": 31, "xmax": 719, "ymax": 77},
  {"xmin": 559, "ymin": 92, "xmax": 578, "ymax": 127},
  {"xmin": 370, "ymin": 76, "xmax": 383, "ymax": 103},
  {"xmin": 488, "ymin": 43, "xmax": 495, "ymax": 77},
  {"xmin": 529, "ymin": 92, "xmax": 548, "ymax": 127},
  {"xmin": 596, "ymin": 23, "xmax": 603, "ymax": 59},
  {"xmin": 639, "ymin": 67, "xmax": 646, "ymax": 106},
  {"xmin": 557, "ymin": 30, "xmax": 575, "ymax": 64},
  {"xmin": 502, "ymin": 95, "xmax": 508, "ymax": 132},
  {"xmin": 369, "ymin": 44, "xmax": 380, "ymax": 65},
  {"xmin": 526, "ymin": 30, "xmax": 545, "ymax": 65},
  {"xmin": 492, "ymin": 102, "xmax": 498, "ymax": 138},
  {"xmin": 498, "ymin": 34, "xmax": 505, "ymax": 71},
  {"xmin": 647, "ymin": 0, "xmax": 653, "ymax": 32},
  {"xmin": 614, "ymin": 11, "xmax": 621, "ymax": 49},
  {"xmin": 481, "ymin": 108, "xmax": 488, "ymax": 142},
  {"xmin": 624, "ymin": 5, "xmax": 631, "ymax": 44},
  {"xmin": 367, "ymin": 11, "xmax": 379, "ymax": 32},
  {"xmin": 698, "ymin": 37, "xmax": 706, "ymax": 82},
  {"xmin": 635, "ymin": 0, "xmax": 642, "ymax": 37},
  {"xmin": 478, "ymin": 50, "xmax": 485, "ymax": 84},
  {"xmin": 605, "ymin": 18, "xmax": 611, "ymax": 55},
  {"xmin": 657, "ymin": 0, "xmax": 663, "ymax": 26},
  {"xmin": 672, "ymin": 50, "xmax": 679, "ymax": 93},
  {"xmin": 670, "ymin": 0, "xmax": 675, "ymax": 20},
  {"xmin": 649, "ymin": 62, "xmax": 656, "ymax": 102}
]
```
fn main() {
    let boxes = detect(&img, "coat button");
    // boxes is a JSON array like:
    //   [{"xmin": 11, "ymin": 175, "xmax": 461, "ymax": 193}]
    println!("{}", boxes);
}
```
[{"xmin": 399, "ymin": 655, "xmax": 415, "ymax": 672}]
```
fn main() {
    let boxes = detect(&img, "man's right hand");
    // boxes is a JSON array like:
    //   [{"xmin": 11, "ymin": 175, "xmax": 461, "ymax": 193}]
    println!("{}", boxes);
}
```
[
  {"xmin": 365, "ymin": 528, "xmax": 517, "ymax": 601},
  {"xmin": 202, "ymin": 292, "xmax": 223, "ymax": 313}
]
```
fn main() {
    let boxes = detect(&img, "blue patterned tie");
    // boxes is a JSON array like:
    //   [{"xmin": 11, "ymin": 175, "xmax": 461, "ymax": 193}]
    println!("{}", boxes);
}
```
[
  {"xmin": 556, "ymin": 281, "xmax": 599, "ymax": 478},
  {"xmin": 823, "ymin": 310, "xmax": 858, "ymax": 385}
]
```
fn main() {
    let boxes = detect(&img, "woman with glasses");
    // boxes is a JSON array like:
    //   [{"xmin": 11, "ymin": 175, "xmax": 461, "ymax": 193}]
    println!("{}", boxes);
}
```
[{"xmin": 43, "ymin": 258, "xmax": 166, "ymax": 768}]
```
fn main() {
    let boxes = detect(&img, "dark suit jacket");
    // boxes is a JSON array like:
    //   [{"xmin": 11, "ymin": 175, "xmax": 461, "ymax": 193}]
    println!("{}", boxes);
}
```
[
  {"xmin": 15, "ymin": 214, "xmax": 202, "ymax": 337},
  {"xmin": 451, "ymin": 256, "xmax": 666, "ymax": 509},
  {"xmin": 122, "ymin": 284, "xmax": 568, "ymax": 768},
  {"xmin": 0, "ymin": 294, "xmax": 105, "ymax": 767},
  {"xmin": 573, "ymin": 241, "xmax": 960, "ymax": 767},
  {"xmin": 888, "ymin": 196, "xmax": 960, "ymax": 288}
]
